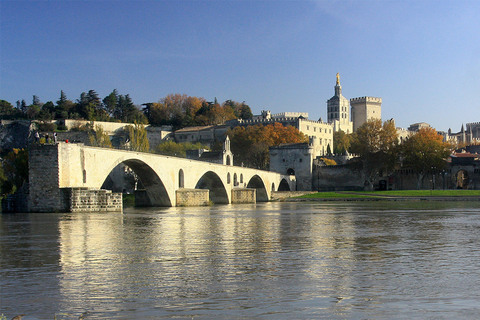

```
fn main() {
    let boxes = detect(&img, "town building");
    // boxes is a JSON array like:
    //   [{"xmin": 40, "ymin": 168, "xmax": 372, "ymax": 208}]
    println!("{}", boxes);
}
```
[{"xmin": 443, "ymin": 123, "xmax": 480, "ymax": 145}]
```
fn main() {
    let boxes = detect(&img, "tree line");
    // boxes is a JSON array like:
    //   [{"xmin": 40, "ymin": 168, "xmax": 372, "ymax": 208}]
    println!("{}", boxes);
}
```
[
  {"xmin": 333, "ymin": 119, "xmax": 453, "ymax": 189},
  {"xmin": 0, "ymin": 92, "xmax": 253, "ymax": 130}
]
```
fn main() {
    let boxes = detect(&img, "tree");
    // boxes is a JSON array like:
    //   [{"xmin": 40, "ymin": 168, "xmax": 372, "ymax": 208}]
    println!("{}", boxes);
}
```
[
  {"xmin": 0, "ymin": 100, "xmax": 18, "ymax": 118},
  {"xmin": 114, "ymin": 94, "xmax": 146, "ymax": 123},
  {"xmin": 333, "ymin": 130, "xmax": 351, "ymax": 154},
  {"xmin": 224, "ymin": 100, "xmax": 253, "ymax": 120},
  {"xmin": 38, "ymin": 101, "xmax": 55, "ymax": 120},
  {"xmin": 0, "ymin": 161, "xmax": 9, "ymax": 196},
  {"xmin": 2, "ymin": 149, "xmax": 28, "ymax": 194},
  {"xmin": 155, "ymin": 141, "xmax": 209, "ymax": 157},
  {"xmin": 88, "ymin": 125, "xmax": 112, "ymax": 148},
  {"xmin": 56, "ymin": 90, "xmax": 75, "ymax": 119},
  {"xmin": 26, "ymin": 104, "xmax": 40, "ymax": 119},
  {"xmin": 76, "ymin": 90, "xmax": 105, "ymax": 120},
  {"xmin": 401, "ymin": 127, "xmax": 452, "ymax": 189},
  {"xmin": 126, "ymin": 122, "xmax": 149, "ymax": 152},
  {"xmin": 32, "ymin": 95, "xmax": 42, "ymax": 107},
  {"xmin": 350, "ymin": 119, "xmax": 399, "ymax": 189},
  {"xmin": 103, "ymin": 89, "xmax": 118, "ymax": 117},
  {"xmin": 228, "ymin": 123, "xmax": 308, "ymax": 169},
  {"xmin": 144, "ymin": 102, "xmax": 169, "ymax": 126}
]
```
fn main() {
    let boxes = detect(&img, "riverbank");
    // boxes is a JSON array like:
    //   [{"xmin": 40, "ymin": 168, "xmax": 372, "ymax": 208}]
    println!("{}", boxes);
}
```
[{"xmin": 275, "ymin": 190, "xmax": 480, "ymax": 202}]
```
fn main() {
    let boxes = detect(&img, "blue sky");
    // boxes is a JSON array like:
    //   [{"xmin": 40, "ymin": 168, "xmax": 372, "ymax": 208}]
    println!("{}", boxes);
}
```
[{"xmin": 1, "ymin": 0, "xmax": 479, "ymax": 131}]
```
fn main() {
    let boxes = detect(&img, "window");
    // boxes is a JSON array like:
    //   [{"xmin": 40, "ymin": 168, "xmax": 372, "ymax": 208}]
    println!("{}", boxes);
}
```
[{"xmin": 179, "ymin": 169, "xmax": 184, "ymax": 188}]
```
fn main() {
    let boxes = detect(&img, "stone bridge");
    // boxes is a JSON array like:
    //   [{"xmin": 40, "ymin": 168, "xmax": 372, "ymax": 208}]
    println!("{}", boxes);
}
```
[{"xmin": 28, "ymin": 143, "xmax": 295, "ymax": 212}]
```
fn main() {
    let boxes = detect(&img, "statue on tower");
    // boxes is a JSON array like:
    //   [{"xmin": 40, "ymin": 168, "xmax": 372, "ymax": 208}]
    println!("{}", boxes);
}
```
[{"xmin": 336, "ymin": 73, "xmax": 340, "ymax": 85}]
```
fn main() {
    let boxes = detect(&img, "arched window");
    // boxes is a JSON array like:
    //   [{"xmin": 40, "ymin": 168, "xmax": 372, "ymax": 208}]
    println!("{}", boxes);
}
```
[
  {"xmin": 234, "ymin": 173, "xmax": 238, "ymax": 186},
  {"xmin": 179, "ymin": 169, "xmax": 184, "ymax": 188},
  {"xmin": 227, "ymin": 172, "xmax": 231, "ymax": 184},
  {"xmin": 271, "ymin": 183, "xmax": 275, "ymax": 191},
  {"xmin": 226, "ymin": 155, "xmax": 231, "ymax": 166},
  {"xmin": 240, "ymin": 174, "xmax": 243, "ymax": 183}
]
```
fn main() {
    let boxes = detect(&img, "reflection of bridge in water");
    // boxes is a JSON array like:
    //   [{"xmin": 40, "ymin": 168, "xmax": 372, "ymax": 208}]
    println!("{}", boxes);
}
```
[{"xmin": 28, "ymin": 143, "xmax": 295, "ymax": 212}]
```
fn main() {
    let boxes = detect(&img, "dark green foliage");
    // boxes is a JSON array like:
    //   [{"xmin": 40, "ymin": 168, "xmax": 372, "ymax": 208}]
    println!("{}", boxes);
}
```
[
  {"xmin": 3, "ymin": 91, "xmax": 254, "ymax": 127},
  {"xmin": 155, "ymin": 141, "xmax": 209, "ymax": 158},
  {"xmin": 1, "ymin": 149, "xmax": 28, "ymax": 195}
]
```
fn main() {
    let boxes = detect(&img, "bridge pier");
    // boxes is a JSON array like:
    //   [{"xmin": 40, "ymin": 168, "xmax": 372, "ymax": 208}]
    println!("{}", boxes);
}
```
[
  {"xmin": 176, "ymin": 188, "xmax": 210, "ymax": 206},
  {"xmin": 231, "ymin": 188, "xmax": 256, "ymax": 204}
]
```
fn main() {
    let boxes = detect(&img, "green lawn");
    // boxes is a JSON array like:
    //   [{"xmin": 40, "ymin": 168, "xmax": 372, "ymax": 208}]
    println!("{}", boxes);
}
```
[
  {"xmin": 296, "ymin": 192, "xmax": 380, "ymax": 199},
  {"xmin": 296, "ymin": 190, "xmax": 480, "ymax": 199}
]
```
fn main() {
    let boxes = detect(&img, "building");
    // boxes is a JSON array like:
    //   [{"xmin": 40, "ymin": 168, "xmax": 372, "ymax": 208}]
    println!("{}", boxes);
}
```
[
  {"xmin": 173, "ymin": 125, "xmax": 230, "ymax": 146},
  {"xmin": 408, "ymin": 122, "xmax": 430, "ymax": 132},
  {"xmin": 269, "ymin": 138, "xmax": 323, "ymax": 190},
  {"xmin": 326, "ymin": 73, "xmax": 353, "ymax": 133},
  {"xmin": 350, "ymin": 96, "xmax": 382, "ymax": 132},
  {"xmin": 443, "ymin": 123, "xmax": 480, "ymax": 145},
  {"xmin": 229, "ymin": 115, "xmax": 334, "ymax": 157}
]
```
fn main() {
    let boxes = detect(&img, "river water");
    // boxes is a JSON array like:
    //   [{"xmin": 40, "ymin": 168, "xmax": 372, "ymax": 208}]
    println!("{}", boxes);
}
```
[{"xmin": 1, "ymin": 201, "xmax": 480, "ymax": 319}]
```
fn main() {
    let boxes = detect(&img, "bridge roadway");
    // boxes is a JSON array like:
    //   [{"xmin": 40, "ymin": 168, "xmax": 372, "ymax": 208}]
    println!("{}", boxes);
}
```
[{"xmin": 28, "ymin": 143, "xmax": 295, "ymax": 212}]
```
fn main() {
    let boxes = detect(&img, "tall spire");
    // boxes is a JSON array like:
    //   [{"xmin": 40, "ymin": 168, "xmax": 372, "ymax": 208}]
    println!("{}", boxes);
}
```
[{"xmin": 335, "ymin": 73, "xmax": 342, "ymax": 96}]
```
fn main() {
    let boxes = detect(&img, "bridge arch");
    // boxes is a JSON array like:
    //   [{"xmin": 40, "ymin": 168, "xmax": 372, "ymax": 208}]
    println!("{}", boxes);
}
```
[
  {"xmin": 278, "ymin": 178, "xmax": 291, "ymax": 191},
  {"xmin": 246, "ymin": 174, "xmax": 269, "ymax": 202},
  {"xmin": 195, "ymin": 171, "xmax": 229, "ymax": 204},
  {"xmin": 102, "ymin": 158, "xmax": 172, "ymax": 207}
]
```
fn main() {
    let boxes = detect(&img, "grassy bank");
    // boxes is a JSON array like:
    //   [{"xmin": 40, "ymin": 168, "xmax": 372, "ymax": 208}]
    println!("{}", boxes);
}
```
[{"xmin": 295, "ymin": 190, "xmax": 480, "ymax": 199}]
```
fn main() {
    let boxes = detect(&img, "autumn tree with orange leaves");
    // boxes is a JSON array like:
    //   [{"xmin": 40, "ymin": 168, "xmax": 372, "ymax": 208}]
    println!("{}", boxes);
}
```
[
  {"xmin": 401, "ymin": 127, "xmax": 452, "ymax": 189},
  {"xmin": 228, "ymin": 123, "xmax": 308, "ymax": 169},
  {"xmin": 143, "ymin": 94, "xmax": 253, "ymax": 129}
]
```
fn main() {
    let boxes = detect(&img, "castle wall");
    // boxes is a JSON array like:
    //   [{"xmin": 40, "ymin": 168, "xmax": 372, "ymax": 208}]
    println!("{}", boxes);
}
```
[{"xmin": 312, "ymin": 165, "xmax": 365, "ymax": 191}]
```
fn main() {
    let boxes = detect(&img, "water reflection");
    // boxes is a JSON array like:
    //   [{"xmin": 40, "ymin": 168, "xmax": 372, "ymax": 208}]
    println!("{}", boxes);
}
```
[{"xmin": 1, "ymin": 201, "xmax": 480, "ymax": 319}]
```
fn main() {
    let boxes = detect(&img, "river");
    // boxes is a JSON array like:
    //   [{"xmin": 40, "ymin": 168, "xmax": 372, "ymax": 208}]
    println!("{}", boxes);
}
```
[{"xmin": 1, "ymin": 201, "xmax": 480, "ymax": 319}]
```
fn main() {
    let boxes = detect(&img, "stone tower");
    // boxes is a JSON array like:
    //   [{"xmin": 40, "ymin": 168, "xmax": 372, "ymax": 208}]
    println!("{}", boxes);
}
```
[
  {"xmin": 350, "ymin": 96, "xmax": 382, "ymax": 132},
  {"xmin": 326, "ymin": 73, "xmax": 353, "ymax": 133}
]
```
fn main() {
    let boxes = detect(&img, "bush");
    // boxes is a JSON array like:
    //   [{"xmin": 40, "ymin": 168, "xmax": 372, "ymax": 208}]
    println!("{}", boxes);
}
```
[{"xmin": 37, "ymin": 121, "xmax": 57, "ymax": 132}]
